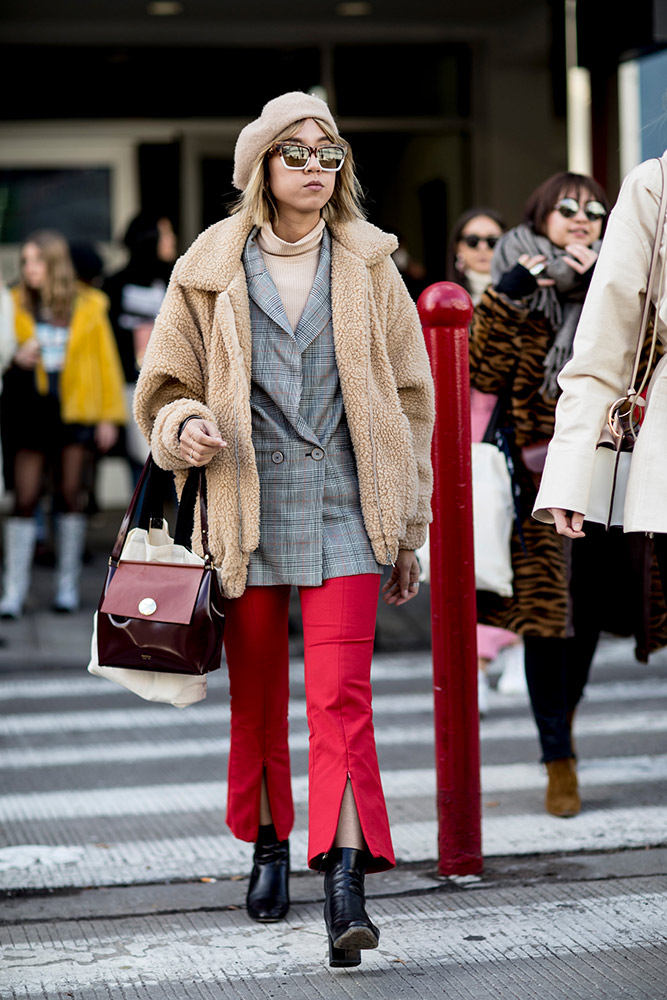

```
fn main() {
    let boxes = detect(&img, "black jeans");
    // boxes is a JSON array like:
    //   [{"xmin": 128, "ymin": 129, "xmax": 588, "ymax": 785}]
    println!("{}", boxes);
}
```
[
  {"xmin": 523, "ymin": 523, "xmax": 635, "ymax": 763},
  {"xmin": 651, "ymin": 533, "xmax": 667, "ymax": 602},
  {"xmin": 524, "ymin": 631, "xmax": 598, "ymax": 762},
  {"xmin": 524, "ymin": 529, "xmax": 667, "ymax": 762}
]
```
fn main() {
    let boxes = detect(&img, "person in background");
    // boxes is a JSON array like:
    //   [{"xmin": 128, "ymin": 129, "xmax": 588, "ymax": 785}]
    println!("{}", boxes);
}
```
[
  {"xmin": 0, "ymin": 275, "xmax": 16, "ymax": 495},
  {"xmin": 103, "ymin": 213, "xmax": 178, "ymax": 482},
  {"xmin": 0, "ymin": 230, "xmax": 126, "ymax": 618},
  {"xmin": 445, "ymin": 208, "xmax": 524, "ymax": 714},
  {"xmin": 69, "ymin": 242, "xmax": 105, "ymax": 288},
  {"xmin": 469, "ymin": 174, "xmax": 611, "ymax": 816},
  {"xmin": 392, "ymin": 232, "xmax": 427, "ymax": 300},
  {"xmin": 534, "ymin": 153, "xmax": 667, "ymax": 598}
]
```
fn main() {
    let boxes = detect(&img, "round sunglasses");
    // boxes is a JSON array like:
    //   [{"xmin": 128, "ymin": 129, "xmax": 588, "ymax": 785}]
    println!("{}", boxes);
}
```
[
  {"xmin": 554, "ymin": 197, "xmax": 607, "ymax": 222},
  {"xmin": 460, "ymin": 235, "xmax": 500, "ymax": 249},
  {"xmin": 269, "ymin": 142, "xmax": 347, "ymax": 172}
]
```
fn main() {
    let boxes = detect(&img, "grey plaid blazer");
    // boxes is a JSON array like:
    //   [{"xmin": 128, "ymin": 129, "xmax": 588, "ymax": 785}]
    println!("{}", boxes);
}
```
[{"xmin": 243, "ymin": 228, "xmax": 380, "ymax": 586}]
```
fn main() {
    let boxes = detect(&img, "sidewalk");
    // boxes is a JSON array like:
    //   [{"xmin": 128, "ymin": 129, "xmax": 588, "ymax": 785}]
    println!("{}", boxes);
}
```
[{"xmin": 2, "ymin": 850, "xmax": 667, "ymax": 998}]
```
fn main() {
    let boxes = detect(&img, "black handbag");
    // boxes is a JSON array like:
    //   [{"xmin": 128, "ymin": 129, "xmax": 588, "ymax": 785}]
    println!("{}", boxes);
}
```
[{"xmin": 96, "ymin": 456, "xmax": 225, "ymax": 676}]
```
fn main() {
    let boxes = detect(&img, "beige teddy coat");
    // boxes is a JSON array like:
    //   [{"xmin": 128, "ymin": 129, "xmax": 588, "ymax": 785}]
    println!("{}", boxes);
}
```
[{"xmin": 134, "ymin": 210, "xmax": 435, "ymax": 598}]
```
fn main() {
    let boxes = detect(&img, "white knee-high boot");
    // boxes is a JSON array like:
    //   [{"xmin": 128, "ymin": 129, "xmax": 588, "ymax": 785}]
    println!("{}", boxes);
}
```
[
  {"xmin": 0, "ymin": 517, "xmax": 38, "ymax": 619},
  {"xmin": 53, "ymin": 512, "xmax": 87, "ymax": 613}
]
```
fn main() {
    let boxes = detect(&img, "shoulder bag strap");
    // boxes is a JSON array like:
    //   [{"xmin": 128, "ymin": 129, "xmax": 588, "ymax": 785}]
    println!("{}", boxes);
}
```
[
  {"xmin": 109, "ymin": 456, "xmax": 153, "ymax": 566},
  {"xmin": 174, "ymin": 466, "xmax": 214, "ymax": 565}
]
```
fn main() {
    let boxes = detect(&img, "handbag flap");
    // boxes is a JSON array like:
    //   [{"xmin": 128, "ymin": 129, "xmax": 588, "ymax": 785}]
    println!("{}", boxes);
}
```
[{"xmin": 100, "ymin": 561, "xmax": 207, "ymax": 625}]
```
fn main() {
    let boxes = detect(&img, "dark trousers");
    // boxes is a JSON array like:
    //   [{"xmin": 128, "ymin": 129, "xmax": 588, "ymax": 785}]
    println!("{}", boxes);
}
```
[{"xmin": 525, "ymin": 530, "xmax": 667, "ymax": 762}]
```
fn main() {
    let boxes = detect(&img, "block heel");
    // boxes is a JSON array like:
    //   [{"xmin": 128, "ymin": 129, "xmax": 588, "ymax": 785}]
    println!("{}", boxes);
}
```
[{"xmin": 328, "ymin": 934, "xmax": 361, "ymax": 967}]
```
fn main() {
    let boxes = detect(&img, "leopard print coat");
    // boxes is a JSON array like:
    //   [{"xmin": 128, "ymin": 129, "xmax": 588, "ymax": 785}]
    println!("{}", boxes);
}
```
[{"xmin": 470, "ymin": 288, "xmax": 667, "ymax": 658}]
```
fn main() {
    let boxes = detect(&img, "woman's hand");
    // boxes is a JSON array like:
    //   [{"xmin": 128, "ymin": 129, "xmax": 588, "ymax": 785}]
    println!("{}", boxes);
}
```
[
  {"xmin": 95, "ymin": 421, "xmax": 118, "ymax": 453},
  {"xmin": 495, "ymin": 255, "xmax": 555, "ymax": 301},
  {"xmin": 14, "ymin": 339, "xmax": 40, "ymax": 370},
  {"xmin": 381, "ymin": 548, "xmax": 421, "ymax": 606},
  {"xmin": 550, "ymin": 508, "xmax": 586, "ymax": 538},
  {"xmin": 179, "ymin": 418, "xmax": 227, "ymax": 466},
  {"xmin": 563, "ymin": 243, "xmax": 598, "ymax": 275},
  {"xmin": 517, "ymin": 254, "xmax": 556, "ymax": 288}
]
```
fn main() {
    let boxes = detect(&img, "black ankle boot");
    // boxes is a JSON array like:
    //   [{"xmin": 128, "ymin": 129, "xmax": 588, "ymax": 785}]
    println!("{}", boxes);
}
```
[
  {"xmin": 323, "ymin": 847, "xmax": 379, "ymax": 967},
  {"xmin": 246, "ymin": 825, "xmax": 290, "ymax": 922}
]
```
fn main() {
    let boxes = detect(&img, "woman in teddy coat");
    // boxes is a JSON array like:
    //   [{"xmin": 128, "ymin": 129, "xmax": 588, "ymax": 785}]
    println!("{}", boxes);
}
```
[{"xmin": 134, "ymin": 91, "xmax": 435, "ymax": 967}]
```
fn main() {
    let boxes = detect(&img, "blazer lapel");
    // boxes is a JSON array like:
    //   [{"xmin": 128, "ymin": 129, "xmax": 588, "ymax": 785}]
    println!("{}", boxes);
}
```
[
  {"xmin": 243, "ymin": 232, "xmax": 294, "ymax": 339},
  {"xmin": 293, "ymin": 229, "xmax": 331, "ymax": 354}
]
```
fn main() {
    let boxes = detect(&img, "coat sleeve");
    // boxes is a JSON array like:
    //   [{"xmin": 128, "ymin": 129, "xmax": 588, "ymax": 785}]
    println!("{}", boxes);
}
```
[
  {"xmin": 382, "ymin": 260, "xmax": 436, "ymax": 549},
  {"xmin": 133, "ymin": 269, "xmax": 217, "ymax": 471},
  {"xmin": 469, "ymin": 289, "xmax": 529, "ymax": 394},
  {"xmin": 533, "ymin": 158, "xmax": 660, "ymax": 522}
]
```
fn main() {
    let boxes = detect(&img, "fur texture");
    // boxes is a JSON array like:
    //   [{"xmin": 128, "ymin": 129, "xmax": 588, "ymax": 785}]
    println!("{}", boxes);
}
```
[{"xmin": 134, "ymin": 210, "xmax": 435, "ymax": 598}]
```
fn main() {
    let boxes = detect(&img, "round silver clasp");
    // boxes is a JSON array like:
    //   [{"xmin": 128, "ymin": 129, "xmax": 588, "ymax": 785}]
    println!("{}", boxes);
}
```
[{"xmin": 138, "ymin": 597, "xmax": 157, "ymax": 616}]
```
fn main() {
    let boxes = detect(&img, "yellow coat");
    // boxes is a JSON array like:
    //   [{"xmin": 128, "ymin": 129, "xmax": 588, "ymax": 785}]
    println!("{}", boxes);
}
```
[{"xmin": 12, "ymin": 285, "xmax": 127, "ymax": 425}]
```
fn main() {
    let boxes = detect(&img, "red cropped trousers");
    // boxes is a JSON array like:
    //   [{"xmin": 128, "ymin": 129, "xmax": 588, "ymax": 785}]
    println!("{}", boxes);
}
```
[{"xmin": 223, "ymin": 573, "xmax": 395, "ymax": 873}]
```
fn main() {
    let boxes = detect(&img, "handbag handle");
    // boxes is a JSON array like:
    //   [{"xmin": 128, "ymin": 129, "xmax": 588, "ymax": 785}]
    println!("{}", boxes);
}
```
[{"xmin": 109, "ymin": 457, "xmax": 213, "ymax": 567}]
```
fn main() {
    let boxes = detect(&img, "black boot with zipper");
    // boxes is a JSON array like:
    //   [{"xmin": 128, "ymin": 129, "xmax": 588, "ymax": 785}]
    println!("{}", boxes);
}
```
[
  {"xmin": 323, "ymin": 847, "xmax": 379, "ymax": 967},
  {"xmin": 246, "ymin": 824, "xmax": 290, "ymax": 922}
]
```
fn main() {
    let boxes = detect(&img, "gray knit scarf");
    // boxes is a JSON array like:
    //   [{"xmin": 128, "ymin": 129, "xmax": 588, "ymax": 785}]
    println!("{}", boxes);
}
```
[{"xmin": 491, "ymin": 223, "xmax": 601, "ymax": 399}]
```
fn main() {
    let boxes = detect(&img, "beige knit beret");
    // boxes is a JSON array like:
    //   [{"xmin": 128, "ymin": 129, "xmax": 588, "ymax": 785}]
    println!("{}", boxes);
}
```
[{"xmin": 232, "ymin": 91, "xmax": 338, "ymax": 191}]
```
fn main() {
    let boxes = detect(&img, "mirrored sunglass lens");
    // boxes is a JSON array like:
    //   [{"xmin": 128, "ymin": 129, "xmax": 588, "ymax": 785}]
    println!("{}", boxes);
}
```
[
  {"xmin": 556, "ymin": 198, "xmax": 579, "ymax": 218},
  {"xmin": 585, "ymin": 201, "xmax": 606, "ymax": 219},
  {"xmin": 317, "ymin": 146, "xmax": 344, "ymax": 169},
  {"xmin": 281, "ymin": 145, "xmax": 310, "ymax": 167}
]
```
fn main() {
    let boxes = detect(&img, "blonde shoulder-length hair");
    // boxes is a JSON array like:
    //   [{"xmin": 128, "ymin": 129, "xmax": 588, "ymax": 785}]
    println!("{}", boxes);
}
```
[
  {"xmin": 19, "ymin": 229, "xmax": 77, "ymax": 325},
  {"xmin": 232, "ymin": 118, "xmax": 366, "ymax": 226}
]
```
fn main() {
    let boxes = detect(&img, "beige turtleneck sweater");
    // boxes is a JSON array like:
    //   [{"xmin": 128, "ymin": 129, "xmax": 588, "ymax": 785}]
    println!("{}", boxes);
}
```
[{"xmin": 256, "ymin": 219, "xmax": 325, "ymax": 331}]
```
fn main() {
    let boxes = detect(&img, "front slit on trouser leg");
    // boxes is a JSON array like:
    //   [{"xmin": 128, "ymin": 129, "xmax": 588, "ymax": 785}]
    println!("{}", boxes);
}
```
[
  {"xmin": 223, "ymin": 585, "xmax": 294, "ymax": 842},
  {"xmin": 300, "ymin": 573, "xmax": 395, "ymax": 873}
]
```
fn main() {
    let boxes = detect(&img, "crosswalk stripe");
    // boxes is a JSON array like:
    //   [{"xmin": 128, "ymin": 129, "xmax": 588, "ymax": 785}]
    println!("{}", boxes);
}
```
[
  {"xmin": 0, "ymin": 656, "xmax": 435, "ymax": 700},
  {"xmin": 2, "ymin": 755, "xmax": 665, "ymax": 821},
  {"xmin": 3, "ymin": 670, "xmax": 667, "ymax": 703},
  {"xmin": 2, "ymin": 805, "xmax": 667, "ymax": 891},
  {"xmin": 2, "ymin": 701, "xmax": 666, "ymax": 741}
]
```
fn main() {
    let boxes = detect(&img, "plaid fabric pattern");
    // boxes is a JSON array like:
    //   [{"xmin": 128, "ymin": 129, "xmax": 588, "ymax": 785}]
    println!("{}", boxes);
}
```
[{"xmin": 243, "ymin": 228, "xmax": 380, "ymax": 586}]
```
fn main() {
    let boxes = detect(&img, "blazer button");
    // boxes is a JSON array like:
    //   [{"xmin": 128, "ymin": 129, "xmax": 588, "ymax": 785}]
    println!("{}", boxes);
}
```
[
  {"xmin": 271, "ymin": 451, "xmax": 284, "ymax": 464},
  {"xmin": 311, "ymin": 448, "xmax": 324, "ymax": 461}
]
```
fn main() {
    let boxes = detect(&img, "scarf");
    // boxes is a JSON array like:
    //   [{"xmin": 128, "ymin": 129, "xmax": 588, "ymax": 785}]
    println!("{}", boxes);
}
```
[
  {"xmin": 491, "ymin": 223, "xmax": 601, "ymax": 399},
  {"xmin": 465, "ymin": 268, "xmax": 492, "ymax": 307}
]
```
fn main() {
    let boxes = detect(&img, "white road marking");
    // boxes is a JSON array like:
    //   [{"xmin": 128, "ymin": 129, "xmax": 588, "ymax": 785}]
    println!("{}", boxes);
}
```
[
  {"xmin": 1, "ymin": 756, "xmax": 667, "ymax": 819},
  {"xmin": 1, "ymin": 803, "xmax": 667, "ymax": 890},
  {"xmin": 2, "ymin": 699, "xmax": 666, "ymax": 743}
]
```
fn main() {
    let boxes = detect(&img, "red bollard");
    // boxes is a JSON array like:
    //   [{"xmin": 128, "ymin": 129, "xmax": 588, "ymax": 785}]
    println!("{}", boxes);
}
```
[{"xmin": 417, "ymin": 281, "xmax": 482, "ymax": 876}]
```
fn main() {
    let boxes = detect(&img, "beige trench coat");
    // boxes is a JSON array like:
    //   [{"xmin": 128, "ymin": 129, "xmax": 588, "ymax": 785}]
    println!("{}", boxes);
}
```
[{"xmin": 534, "ymin": 150, "xmax": 667, "ymax": 531}]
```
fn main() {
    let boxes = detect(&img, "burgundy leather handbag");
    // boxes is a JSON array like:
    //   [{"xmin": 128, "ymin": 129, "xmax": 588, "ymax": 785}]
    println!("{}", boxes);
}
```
[{"xmin": 96, "ymin": 458, "xmax": 225, "ymax": 676}]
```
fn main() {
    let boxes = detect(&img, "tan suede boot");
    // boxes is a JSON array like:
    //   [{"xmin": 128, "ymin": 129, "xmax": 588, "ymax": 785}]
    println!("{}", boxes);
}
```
[{"xmin": 545, "ymin": 758, "xmax": 581, "ymax": 817}]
